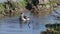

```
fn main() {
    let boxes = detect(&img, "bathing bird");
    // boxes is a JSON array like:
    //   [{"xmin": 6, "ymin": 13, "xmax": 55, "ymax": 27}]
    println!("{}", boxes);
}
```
[{"xmin": 19, "ymin": 13, "xmax": 30, "ymax": 21}]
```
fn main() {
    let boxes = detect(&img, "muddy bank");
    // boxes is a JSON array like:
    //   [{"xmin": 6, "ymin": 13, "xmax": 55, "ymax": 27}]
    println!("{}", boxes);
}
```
[{"xmin": 25, "ymin": 0, "xmax": 59, "ymax": 17}]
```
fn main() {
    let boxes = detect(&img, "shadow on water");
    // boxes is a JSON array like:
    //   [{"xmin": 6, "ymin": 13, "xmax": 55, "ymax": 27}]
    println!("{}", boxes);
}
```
[{"xmin": 19, "ymin": 20, "xmax": 29, "ymax": 28}]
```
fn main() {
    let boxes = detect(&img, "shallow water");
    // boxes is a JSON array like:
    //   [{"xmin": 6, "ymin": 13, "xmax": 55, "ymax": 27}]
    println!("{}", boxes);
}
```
[
  {"xmin": 0, "ymin": 11, "xmax": 46, "ymax": 34},
  {"xmin": 0, "ymin": 7, "xmax": 60, "ymax": 34}
]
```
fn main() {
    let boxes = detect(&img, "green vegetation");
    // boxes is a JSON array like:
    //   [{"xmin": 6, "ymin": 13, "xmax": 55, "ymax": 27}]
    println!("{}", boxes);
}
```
[
  {"xmin": 41, "ymin": 23, "xmax": 60, "ymax": 34},
  {"xmin": 0, "ymin": 0, "xmax": 21, "ymax": 17},
  {"xmin": 45, "ymin": 23, "xmax": 60, "ymax": 31},
  {"xmin": 0, "ymin": 0, "xmax": 59, "ymax": 18},
  {"xmin": 0, "ymin": 3, "xmax": 4, "ymax": 13},
  {"xmin": 19, "ymin": 0, "xmax": 26, "ymax": 8}
]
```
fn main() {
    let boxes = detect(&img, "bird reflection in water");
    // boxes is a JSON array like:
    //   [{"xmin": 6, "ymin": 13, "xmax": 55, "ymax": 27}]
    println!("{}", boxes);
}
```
[{"xmin": 19, "ymin": 20, "xmax": 30, "ymax": 28}]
